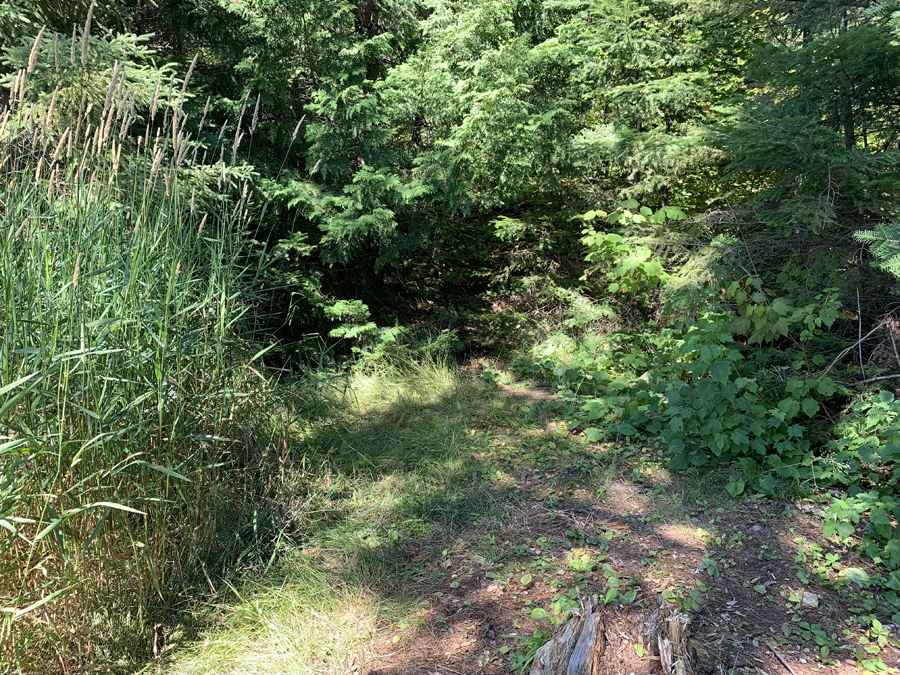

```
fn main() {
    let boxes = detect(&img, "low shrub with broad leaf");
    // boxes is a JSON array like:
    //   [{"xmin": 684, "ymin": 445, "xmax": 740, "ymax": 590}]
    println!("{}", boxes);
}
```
[{"xmin": 512, "ymin": 201, "xmax": 900, "ymax": 621}]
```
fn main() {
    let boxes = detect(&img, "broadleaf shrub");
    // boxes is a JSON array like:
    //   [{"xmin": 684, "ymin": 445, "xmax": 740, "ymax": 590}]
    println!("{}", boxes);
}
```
[{"xmin": 510, "ymin": 203, "xmax": 900, "ymax": 582}]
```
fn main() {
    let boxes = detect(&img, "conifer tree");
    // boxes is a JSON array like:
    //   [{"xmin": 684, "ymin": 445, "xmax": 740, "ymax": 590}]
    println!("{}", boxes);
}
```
[{"xmin": 725, "ymin": 0, "xmax": 900, "ymax": 227}]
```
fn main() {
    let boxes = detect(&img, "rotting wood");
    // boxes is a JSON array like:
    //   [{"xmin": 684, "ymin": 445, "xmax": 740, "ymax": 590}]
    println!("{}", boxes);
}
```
[
  {"xmin": 529, "ymin": 595, "xmax": 695, "ymax": 675},
  {"xmin": 654, "ymin": 599, "xmax": 694, "ymax": 675}
]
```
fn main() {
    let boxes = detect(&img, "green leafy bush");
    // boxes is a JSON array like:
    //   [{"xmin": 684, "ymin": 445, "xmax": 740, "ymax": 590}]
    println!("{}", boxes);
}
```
[
  {"xmin": 825, "ymin": 392, "xmax": 900, "ymax": 569},
  {"xmin": 511, "ymin": 202, "xmax": 862, "ymax": 503}
]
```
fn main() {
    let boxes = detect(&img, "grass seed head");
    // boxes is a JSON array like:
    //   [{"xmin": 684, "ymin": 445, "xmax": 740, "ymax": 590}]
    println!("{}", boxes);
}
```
[
  {"xmin": 27, "ymin": 26, "xmax": 46, "ymax": 74},
  {"xmin": 52, "ymin": 127, "xmax": 70, "ymax": 163},
  {"xmin": 45, "ymin": 86, "xmax": 59, "ymax": 127},
  {"xmin": 291, "ymin": 116, "xmax": 305, "ymax": 142},
  {"xmin": 73, "ymin": 252, "xmax": 82, "ymax": 288},
  {"xmin": 182, "ymin": 54, "xmax": 198, "ymax": 96},
  {"xmin": 150, "ymin": 78, "xmax": 161, "ymax": 121},
  {"xmin": 103, "ymin": 61, "xmax": 122, "ymax": 116},
  {"xmin": 81, "ymin": 3, "xmax": 95, "ymax": 67},
  {"xmin": 14, "ymin": 217, "xmax": 29, "ymax": 241},
  {"xmin": 17, "ymin": 69, "xmax": 27, "ymax": 104},
  {"xmin": 251, "ymin": 93, "xmax": 260, "ymax": 133}
]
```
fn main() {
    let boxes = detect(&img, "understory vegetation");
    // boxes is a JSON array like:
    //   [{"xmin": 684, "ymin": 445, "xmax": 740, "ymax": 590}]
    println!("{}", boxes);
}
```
[{"xmin": 4, "ymin": 0, "xmax": 900, "ymax": 671}]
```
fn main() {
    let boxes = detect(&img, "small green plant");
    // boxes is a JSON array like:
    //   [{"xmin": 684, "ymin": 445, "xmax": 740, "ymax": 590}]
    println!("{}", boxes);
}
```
[
  {"xmin": 566, "ymin": 549, "xmax": 598, "ymax": 573},
  {"xmin": 699, "ymin": 556, "xmax": 722, "ymax": 578},
  {"xmin": 786, "ymin": 621, "xmax": 838, "ymax": 658},
  {"xmin": 482, "ymin": 369, "xmax": 502, "ymax": 386},
  {"xmin": 505, "ymin": 627, "xmax": 553, "ymax": 672},
  {"xmin": 599, "ymin": 563, "xmax": 637, "ymax": 605},
  {"xmin": 578, "ymin": 202, "xmax": 685, "ymax": 296},
  {"xmin": 661, "ymin": 584, "xmax": 704, "ymax": 611}
]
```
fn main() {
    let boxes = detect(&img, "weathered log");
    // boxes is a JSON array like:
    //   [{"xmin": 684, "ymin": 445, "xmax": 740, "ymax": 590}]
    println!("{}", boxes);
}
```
[{"xmin": 529, "ymin": 596, "xmax": 604, "ymax": 675}]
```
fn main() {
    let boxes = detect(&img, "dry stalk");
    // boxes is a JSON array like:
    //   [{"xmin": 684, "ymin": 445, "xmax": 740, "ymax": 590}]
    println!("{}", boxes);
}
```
[
  {"xmin": 81, "ymin": 3, "xmax": 95, "ymax": 67},
  {"xmin": 27, "ymin": 26, "xmax": 46, "ymax": 74},
  {"xmin": 47, "ymin": 164, "xmax": 58, "ymax": 199},
  {"xmin": 66, "ymin": 121, "xmax": 74, "ymax": 157},
  {"xmin": 824, "ymin": 318, "xmax": 889, "ymax": 374}
]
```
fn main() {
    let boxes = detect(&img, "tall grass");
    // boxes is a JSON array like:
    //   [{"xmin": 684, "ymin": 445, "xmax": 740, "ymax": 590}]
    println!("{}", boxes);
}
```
[
  {"xmin": 160, "ymin": 356, "xmax": 495, "ymax": 675},
  {"xmin": 0, "ymin": 25, "xmax": 267, "ymax": 672}
]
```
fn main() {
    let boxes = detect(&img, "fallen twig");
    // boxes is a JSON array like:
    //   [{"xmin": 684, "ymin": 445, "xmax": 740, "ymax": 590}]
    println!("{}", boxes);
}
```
[
  {"xmin": 765, "ymin": 641, "xmax": 797, "ymax": 675},
  {"xmin": 435, "ymin": 665, "xmax": 465, "ymax": 675},
  {"xmin": 847, "ymin": 373, "xmax": 900, "ymax": 387},
  {"xmin": 824, "ymin": 319, "xmax": 888, "ymax": 375}
]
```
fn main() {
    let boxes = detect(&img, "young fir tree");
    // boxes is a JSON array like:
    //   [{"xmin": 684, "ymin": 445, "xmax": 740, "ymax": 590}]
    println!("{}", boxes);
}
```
[
  {"xmin": 724, "ymin": 0, "xmax": 900, "ymax": 228},
  {"xmin": 557, "ymin": 0, "xmax": 753, "ymax": 207}
]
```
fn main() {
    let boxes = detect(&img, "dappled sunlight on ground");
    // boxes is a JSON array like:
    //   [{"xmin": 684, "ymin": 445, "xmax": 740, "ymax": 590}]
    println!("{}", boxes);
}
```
[{"xmin": 151, "ymin": 369, "xmax": 900, "ymax": 675}]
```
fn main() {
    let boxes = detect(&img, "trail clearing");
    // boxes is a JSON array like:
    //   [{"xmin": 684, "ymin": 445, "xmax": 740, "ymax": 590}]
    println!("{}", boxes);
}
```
[{"xmin": 150, "ymin": 365, "xmax": 899, "ymax": 675}]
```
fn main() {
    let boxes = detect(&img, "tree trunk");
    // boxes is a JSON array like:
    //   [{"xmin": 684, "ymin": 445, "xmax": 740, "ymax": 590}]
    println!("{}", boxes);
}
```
[{"xmin": 839, "ymin": 8, "xmax": 855, "ymax": 149}]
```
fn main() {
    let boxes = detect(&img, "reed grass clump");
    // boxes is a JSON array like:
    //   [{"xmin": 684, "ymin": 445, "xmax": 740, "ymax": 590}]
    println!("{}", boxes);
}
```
[{"xmin": 0, "ymin": 24, "xmax": 268, "ymax": 672}]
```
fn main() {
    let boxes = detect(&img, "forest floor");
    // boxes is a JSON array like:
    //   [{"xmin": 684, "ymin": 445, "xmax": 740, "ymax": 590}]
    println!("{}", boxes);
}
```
[{"xmin": 148, "ymin": 362, "xmax": 900, "ymax": 675}]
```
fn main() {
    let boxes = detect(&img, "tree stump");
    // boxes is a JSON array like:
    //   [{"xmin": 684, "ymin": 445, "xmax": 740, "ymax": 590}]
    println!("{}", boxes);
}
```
[{"xmin": 529, "ymin": 596, "xmax": 696, "ymax": 675}]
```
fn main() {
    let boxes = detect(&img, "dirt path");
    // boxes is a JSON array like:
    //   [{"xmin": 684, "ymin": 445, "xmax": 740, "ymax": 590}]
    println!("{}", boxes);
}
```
[{"xmin": 361, "ymin": 382, "xmax": 900, "ymax": 675}]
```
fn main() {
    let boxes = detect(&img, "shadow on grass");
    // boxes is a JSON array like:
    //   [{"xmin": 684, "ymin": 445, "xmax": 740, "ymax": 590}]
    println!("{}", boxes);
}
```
[
  {"xmin": 143, "ymin": 368, "xmax": 900, "ymax": 675},
  {"xmin": 143, "ymin": 365, "xmax": 530, "ymax": 674},
  {"xmin": 292, "ymin": 372, "xmax": 526, "ymax": 594}
]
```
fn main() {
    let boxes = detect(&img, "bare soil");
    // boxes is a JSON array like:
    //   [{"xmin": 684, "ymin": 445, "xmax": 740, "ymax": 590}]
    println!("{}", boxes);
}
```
[{"xmin": 362, "ymin": 384, "xmax": 900, "ymax": 675}]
